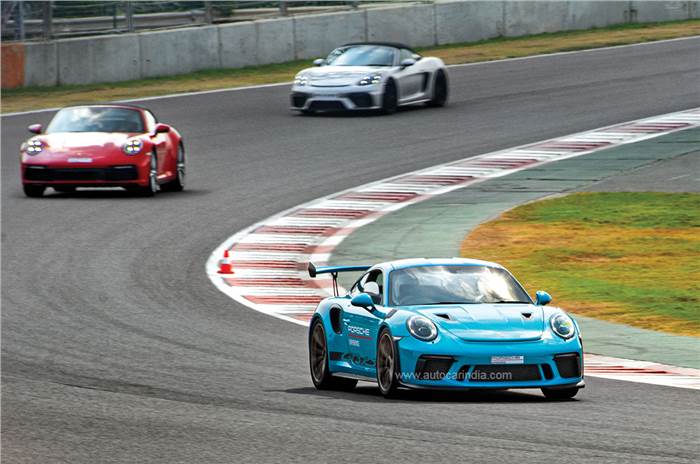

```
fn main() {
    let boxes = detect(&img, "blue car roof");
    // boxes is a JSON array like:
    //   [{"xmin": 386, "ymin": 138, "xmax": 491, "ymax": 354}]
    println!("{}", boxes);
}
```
[{"xmin": 379, "ymin": 257, "xmax": 504, "ymax": 271}]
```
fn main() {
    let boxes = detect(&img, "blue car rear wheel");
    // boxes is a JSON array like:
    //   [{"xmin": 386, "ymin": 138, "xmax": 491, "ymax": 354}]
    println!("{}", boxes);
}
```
[{"xmin": 309, "ymin": 319, "xmax": 357, "ymax": 391}]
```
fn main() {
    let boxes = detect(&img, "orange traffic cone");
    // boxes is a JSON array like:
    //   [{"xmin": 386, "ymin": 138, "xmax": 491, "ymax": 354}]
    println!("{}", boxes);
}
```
[{"xmin": 218, "ymin": 249, "xmax": 234, "ymax": 274}]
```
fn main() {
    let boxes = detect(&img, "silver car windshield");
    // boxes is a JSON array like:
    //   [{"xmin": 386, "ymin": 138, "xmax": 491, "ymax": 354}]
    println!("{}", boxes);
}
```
[
  {"xmin": 46, "ymin": 107, "xmax": 145, "ymax": 134},
  {"xmin": 389, "ymin": 265, "xmax": 531, "ymax": 306},
  {"xmin": 325, "ymin": 45, "xmax": 395, "ymax": 67}
]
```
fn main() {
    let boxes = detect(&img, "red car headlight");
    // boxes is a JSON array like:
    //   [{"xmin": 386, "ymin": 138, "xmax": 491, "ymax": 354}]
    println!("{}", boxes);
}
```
[
  {"xmin": 122, "ymin": 138, "xmax": 143, "ymax": 155},
  {"xmin": 24, "ymin": 138, "xmax": 43, "ymax": 155}
]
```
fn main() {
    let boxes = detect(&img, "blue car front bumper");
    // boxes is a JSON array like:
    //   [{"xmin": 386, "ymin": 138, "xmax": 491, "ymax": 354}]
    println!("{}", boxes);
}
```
[{"xmin": 396, "ymin": 335, "xmax": 584, "ymax": 390}]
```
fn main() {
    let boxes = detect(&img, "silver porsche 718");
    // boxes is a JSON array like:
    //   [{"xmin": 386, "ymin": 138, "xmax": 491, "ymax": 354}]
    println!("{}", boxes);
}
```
[{"xmin": 290, "ymin": 42, "xmax": 449, "ymax": 115}]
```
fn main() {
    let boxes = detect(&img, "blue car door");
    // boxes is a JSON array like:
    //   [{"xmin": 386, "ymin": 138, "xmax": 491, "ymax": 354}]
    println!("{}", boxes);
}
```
[{"xmin": 343, "ymin": 270, "xmax": 385, "ymax": 375}]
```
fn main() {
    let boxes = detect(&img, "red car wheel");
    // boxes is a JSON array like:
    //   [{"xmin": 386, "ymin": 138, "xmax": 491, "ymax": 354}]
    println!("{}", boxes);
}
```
[
  {"xmin": 161, "ymin": 144, "xmax": 185, "ymax": 192},
  {"xmin": 23, "ymin": 185, "xmax": 45, "ymax": 198}
]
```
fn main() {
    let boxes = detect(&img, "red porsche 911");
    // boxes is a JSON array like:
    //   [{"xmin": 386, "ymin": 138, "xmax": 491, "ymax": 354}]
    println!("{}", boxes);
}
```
[{"xmin": 20, "ymin": 104, "xmax": 185, "ymax": 197}]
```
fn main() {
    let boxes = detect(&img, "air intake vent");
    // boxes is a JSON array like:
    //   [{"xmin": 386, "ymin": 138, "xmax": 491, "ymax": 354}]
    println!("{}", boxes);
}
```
[
  {"xmin": 471, "ymin": 364, "xmax": 542, "ymax": 382},
  {"xmin": 291, "ymin": 92, "xmax": 309, "ymax": 108},
  {"xmin": 554, "ymin": 353, "xmax": 581, "ymax": 378},
  {"xmin": 414, "ymin": 355, "xmax": 454, "ymax": 381},
  {"xmin": 541, "ymin": 363, "xmax": 554, "ymax": 380},
  {"xmin": 456, "ymin": 365, "xmax": 471, "ymax": 381}
]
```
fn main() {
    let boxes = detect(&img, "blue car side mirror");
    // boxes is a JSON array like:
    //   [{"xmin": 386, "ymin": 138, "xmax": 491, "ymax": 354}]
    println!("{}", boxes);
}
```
[
  {"xmin": 351, "ymin": 293, "xmax": 375, "ymax": 311},
  {"xmin": 535, "ymin": 291, "xmax": 552, "ymax": 306}
]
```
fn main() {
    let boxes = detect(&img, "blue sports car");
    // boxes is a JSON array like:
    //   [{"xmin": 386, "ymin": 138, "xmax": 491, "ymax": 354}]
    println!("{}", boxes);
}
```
[{"xmin": 307, "ymin": 258, "xmax": 584, "ymax": 399}]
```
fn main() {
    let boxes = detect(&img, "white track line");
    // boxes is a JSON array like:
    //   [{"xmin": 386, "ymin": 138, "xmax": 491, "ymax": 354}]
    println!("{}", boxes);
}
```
[{"xmin": 207, "ymin": 107, "xmax": 700, "ymax": 390}]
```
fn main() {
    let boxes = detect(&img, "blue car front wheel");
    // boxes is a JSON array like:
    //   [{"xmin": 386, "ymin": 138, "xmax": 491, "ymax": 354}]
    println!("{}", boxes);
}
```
[{"xmin": 377, "ymin": 329, "xmax": 400, "ymax": 397}]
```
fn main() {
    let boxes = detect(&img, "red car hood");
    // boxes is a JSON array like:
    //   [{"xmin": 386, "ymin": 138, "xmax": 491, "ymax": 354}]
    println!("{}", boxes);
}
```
[{"xmin": 37, "ymin": 132, "xmax": 138, "ymax": 159}]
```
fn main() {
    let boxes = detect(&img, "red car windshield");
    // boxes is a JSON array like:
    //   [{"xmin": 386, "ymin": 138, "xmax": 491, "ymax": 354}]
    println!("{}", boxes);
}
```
[{"xmin": 46, "ymin": 107, "xmax": 145, "ymax": 134}]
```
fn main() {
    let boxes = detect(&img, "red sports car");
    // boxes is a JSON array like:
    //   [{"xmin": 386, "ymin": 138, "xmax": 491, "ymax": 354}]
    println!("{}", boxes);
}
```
[{"xmin": 20, "ymin": 104, "xmax": 185, "ymax": 197}]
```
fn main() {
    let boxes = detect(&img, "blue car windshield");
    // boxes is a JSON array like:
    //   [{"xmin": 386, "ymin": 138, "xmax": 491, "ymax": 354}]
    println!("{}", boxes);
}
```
[
  {"xmin": 390, "ymin": 265, "xmax": 531, "ymax": 306},
  {"xmin": 325, "ymin": 45, "xmax": 395, "ymax": 67},
  {"xmin": 46, "ymin": 107, "xmax": 145, "ymax": 133}
]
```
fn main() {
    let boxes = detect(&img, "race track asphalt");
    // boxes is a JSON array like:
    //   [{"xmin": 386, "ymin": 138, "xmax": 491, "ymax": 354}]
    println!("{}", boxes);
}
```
[{"xmin": 2, "ymin": 38, "xmax": 699, "ymax": 463}]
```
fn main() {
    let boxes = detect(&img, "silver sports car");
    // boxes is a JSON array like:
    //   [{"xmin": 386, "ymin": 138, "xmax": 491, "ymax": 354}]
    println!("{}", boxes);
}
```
[{"xmin": 290, "ymin": 42, "xmax": 449, "ymax": 115}]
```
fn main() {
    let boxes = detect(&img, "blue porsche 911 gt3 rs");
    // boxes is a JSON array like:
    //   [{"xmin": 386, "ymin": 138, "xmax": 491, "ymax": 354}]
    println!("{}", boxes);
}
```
[{"xmin": 307, "ymin": 258, "xmax": 584, "ymax": 399}]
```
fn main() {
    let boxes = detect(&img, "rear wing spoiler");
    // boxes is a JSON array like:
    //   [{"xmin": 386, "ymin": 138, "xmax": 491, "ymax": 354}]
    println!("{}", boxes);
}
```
[
  {"xmin": 308, "ymin": 262, "xmax": 371, "ymax": 296},
  {"xmin": 308, "ymin": 262, "xmax": 371, "ymax": 278}
]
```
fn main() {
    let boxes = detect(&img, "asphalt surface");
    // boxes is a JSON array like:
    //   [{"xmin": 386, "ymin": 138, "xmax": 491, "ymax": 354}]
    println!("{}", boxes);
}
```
[
  {"xmin": 2, "ymin": 38, "xmax": 700, "ymax": 463},
  {"xmin": 584, "ymin": 149, "xmax": 700, "ymax": 192}
]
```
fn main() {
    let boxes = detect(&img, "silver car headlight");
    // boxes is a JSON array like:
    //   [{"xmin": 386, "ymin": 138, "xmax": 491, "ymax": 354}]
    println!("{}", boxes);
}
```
[
  {"xmin": 358, "ymin": 73, "xmax": 382, "ymax": 86},
  {"xmin": 550, "ymin": 314, "xmax": 576, "ymax": 339},
  {"xmin": 407, "ymin": 315, "xmax": 438, "ymax": 342},
  {"xmin": 294, "ymin": 74, "xmax": 309, "ymax": 86},
  {"xmin": 122, "ymin": 138, "xmax": 143, "ymax": 155},
  {"xmin": 24, "ymin": 138, "xmax": 43, "ymax": 155}
]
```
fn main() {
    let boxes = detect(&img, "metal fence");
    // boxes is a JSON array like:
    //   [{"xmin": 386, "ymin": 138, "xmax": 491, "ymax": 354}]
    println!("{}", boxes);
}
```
[{"xmin": 1, "ymin": 1, "xmax": 371, "ymax": 41}]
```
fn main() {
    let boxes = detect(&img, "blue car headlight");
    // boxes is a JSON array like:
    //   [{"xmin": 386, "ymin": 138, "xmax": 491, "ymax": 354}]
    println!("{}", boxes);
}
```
[
  {"xmin": 357, "ymin": 73, "xmax": 382, "ymax": 86},
  {"xmin": 550, "ymin": 314, "xmax": 576, "ymax": 339},
  {"xmin": 407, "ymin": 315, "xmax": 438, "ymax": 342}
]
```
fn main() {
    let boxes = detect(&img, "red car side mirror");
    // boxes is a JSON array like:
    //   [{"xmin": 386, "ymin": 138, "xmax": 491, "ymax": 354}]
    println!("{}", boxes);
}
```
[
  {"xmin": 28, "ymin": 124, "xmax": 43, "ymax": 134},
  {"xmin": 154, "ymin": 123, "xmax": 170, "ymax": 134}
]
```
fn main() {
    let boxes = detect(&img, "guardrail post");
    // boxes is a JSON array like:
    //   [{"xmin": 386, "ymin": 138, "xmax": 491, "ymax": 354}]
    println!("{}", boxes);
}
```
[
  {"xmin": 125, "ymin": 1, "xmax": 134, "ymax": 32},
  {"xmin": 204, "ymin": 1, "xmax": 213, "ymax": 24},
  {"xmin": 15, "ymin": 0, "xmax": 25, "ymax": 40},
  {"xmin": 42, "ymin": 1, "xmax": 53, "ymax": 40},
  {"xmin": 279, "ymin": 1, "xmax": 288, "ymax": 16}
]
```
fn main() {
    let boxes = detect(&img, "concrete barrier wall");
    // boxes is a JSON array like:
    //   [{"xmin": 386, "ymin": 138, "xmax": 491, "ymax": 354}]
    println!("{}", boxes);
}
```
[
  {"xmin": 567, "ymin": 1, "xmax": 629, "ymax": 29},
  {"xmin": 140, "ymin": 26, "xmax": 219, "ymax": 79},
  {"xmin": 435, "ymin": 1, "xmax": 504, "ymax": 45},
  {"xmin": 504, "ymin": 1, "xmax": 570, "ymax": 36},
  {"xmin": 367, "ymin": 4, "xmax": 436, "ymax": 48},
  {"xmin": 632, "ymin": 0, "xmax": 693, "ymax": 22},
  {"xmin": 219, "ymin": 22, "xmax": 258, "ymax": 68},
  {"xmin": 58, "ymin": 34, "xmax": 141, "ymax": 85},
  {"xmin": 4, "ymin": 1, "xmax": 697, "ymax": 89},
  {"xmin": 294, "ymin": 11, "xmax": 366, "ymax": 59},
  {"xmin": 24, "ymin": 42, "xmax": 57, "ymax": 87},
  {"xmin": 693, "ymin": 1, "xmax": 700, "ymax": 18}
]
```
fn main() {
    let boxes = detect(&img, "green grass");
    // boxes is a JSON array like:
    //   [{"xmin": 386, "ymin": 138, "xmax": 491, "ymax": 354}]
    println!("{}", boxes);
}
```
[
  {"xmin": 460, "ymin": 192, "xmax": 700, "ymax": 336},
  {"xmin": 2, "ymin": 18, "xmax": 699, "ymax": 113},
  {"xmin": 514, "ymin": 192, "xmax": 700, "ymax": 228}
]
